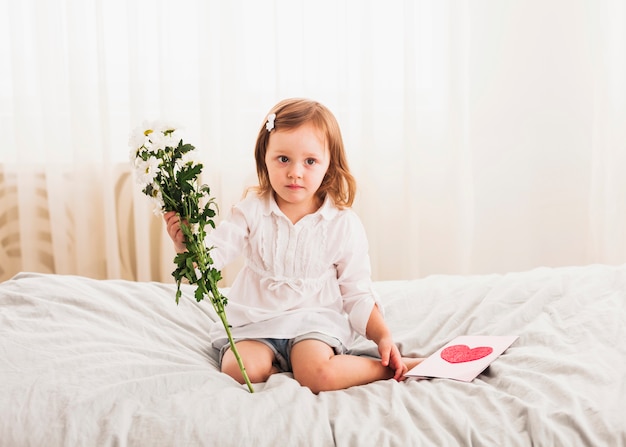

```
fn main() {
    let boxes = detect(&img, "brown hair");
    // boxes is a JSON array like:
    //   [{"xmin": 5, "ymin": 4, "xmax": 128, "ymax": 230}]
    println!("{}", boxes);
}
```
[{"xmin": 253, "ymin": 98, "xmax": 356, "ymax": 208}]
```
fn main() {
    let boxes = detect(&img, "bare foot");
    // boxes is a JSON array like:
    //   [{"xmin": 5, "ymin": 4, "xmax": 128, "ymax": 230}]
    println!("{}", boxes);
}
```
[{"xmin": 403, "ymin": 357, "xmax": 424, "ymax": 371}]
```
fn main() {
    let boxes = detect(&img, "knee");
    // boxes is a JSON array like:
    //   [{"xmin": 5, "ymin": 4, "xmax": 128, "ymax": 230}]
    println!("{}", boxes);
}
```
[
  {"xmin": 294, "ymin": 363, "xmax": 338, "ymax": 394},
  {"xmin": 222, "ymin": 359, "xmax": 273, "ymax": 384},
  {"xmin": 222, "ymin": 358, "xmax": 277, "ymax": 385},
  {"xmin": 220, "ymin": 341, "xmax": 277, "ymax": 385}
]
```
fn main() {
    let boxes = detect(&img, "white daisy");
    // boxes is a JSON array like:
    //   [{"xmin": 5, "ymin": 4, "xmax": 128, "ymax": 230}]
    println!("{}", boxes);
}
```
[
  {"xmin": 147, "ymin": 130, "xmax": 168, "ymax": 152},
  {"xmin": 135, "ymin": 156, "xmax": 160, "ymax": 187}
]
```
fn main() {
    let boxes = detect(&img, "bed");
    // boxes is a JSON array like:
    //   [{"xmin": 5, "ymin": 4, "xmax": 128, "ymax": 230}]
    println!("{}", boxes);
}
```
[{"xmin": 1, "ymin": 264, "xmax": 625, "ymax": 446}]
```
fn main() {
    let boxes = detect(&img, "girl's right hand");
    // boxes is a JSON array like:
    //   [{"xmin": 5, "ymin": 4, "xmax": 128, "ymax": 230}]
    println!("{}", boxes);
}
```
[{"xmin": 164, "ymin": 211, "xmax": 187, "ymax": 253}]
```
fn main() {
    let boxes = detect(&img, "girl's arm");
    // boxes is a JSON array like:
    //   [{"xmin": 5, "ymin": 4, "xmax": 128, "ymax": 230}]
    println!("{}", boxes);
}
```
[
  {"xmin": 336, "ymin": 212, "xmax": 385, "ymax": 336},
  {"xmin": 334, "ymin": 212, "xmax": 406, "ymax": 379},
  {"xmin": 365, "ymin": 304, "xmax": 407, "ymax": 381}
]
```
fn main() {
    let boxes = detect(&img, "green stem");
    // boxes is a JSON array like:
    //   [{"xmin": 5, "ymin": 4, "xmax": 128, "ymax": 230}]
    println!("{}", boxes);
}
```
[
  {"xmin": 194, "ymin": 230, "xmax": 254, "ymax": 393},
  {"xmin": 216, "ymin": 305, "xmax": 255, "ymax": 393}
]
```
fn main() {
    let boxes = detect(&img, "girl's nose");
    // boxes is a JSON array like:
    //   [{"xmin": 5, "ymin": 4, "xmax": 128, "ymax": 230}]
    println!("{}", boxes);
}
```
[{"xmin": 288, "ymin": 164, "xmax": 303, "ymax": 179}]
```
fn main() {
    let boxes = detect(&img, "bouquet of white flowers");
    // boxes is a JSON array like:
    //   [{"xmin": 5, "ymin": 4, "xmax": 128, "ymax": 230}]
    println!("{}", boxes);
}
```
[{"xmin": 129, "ymin": 122, "xmax": 254, "ymax": 393}]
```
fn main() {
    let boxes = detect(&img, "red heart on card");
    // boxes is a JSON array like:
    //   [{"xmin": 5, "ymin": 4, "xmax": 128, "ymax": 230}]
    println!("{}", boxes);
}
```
[{"xmin": 441, "ymin": 344, "xmax": 493, "ymax": 363}]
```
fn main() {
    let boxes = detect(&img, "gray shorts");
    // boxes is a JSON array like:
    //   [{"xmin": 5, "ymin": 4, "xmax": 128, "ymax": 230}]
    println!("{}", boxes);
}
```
[{"xmin": 215, "ymin": 331, "xmax": 347, "ymax": 373}]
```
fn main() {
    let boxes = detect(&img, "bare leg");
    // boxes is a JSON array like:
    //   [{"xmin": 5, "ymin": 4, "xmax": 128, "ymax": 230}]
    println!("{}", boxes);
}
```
[
  {"xmin": 221, "ymin": 340, "xmax": 280, "ymax": 384},
  {"xmin": 290, "ymin": 339, "xmax": 423, "ymax": 394}
]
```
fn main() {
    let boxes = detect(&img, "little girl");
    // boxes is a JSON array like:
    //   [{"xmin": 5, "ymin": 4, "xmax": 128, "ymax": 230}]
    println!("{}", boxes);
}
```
[{"xmin": 165, "ymin": 98, "xmax": 420, "ymax": 393}]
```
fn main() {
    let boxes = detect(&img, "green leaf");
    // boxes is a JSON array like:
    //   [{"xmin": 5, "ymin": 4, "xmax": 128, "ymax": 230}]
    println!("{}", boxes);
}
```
[
  {"xmin": 185, "ymin": 257, "xmax": 195, "ymax": 271},
  {"xmin": 179, "ymin": 164, "xmax": 202, "ymax": 183},
  {"xmin": 178, "ymin": 142, "xmax": 195, "ymax": 153},
  {"xmin": 194, "ymin": 287, "xmax": 205, "ymax": 302}
]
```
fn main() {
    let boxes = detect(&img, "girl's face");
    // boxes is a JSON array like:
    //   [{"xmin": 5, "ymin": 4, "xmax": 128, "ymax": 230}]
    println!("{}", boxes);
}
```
[{"xmin": 265, "ymin": 123, "xmax": 330, "ymax": 222}]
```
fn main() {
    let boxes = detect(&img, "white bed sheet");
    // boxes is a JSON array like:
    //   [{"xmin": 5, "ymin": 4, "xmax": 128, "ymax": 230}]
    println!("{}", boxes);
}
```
[{"xmin": 1, "ymin": 265, "xmax": 625, "ymax": 446}]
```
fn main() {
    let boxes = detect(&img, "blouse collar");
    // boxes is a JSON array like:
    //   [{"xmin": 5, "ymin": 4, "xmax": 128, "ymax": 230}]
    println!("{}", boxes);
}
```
[{"xmin": 263, "ymin": 192, "xmax": 338, "ymax": 221}]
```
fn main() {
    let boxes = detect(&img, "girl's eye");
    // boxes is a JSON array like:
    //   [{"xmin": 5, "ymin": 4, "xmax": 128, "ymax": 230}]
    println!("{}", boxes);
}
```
[
  {"xmin": 278, "ymin": 156, "xmax": 289, "ymax": 163},
  {"xmin": 305, "ymin": 158, "xmax": 316, "ymax": 166}
]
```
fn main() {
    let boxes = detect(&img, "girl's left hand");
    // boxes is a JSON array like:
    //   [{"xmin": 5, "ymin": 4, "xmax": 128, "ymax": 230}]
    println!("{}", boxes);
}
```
[{"xmin": 378, "ymin": 337, "xmax": 408, "ymax": 381}]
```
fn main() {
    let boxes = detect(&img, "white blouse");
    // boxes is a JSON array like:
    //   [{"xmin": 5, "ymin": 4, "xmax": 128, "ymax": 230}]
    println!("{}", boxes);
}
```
[{"xmin": 206, "ymin": 192, "xmax": 380, "ymax": 348}]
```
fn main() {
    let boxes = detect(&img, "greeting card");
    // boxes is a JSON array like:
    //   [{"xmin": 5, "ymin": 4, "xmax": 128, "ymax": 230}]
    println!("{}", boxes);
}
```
[{"xmin": 405, "ymin": 335, "xmax": 519, "ymax": 382}]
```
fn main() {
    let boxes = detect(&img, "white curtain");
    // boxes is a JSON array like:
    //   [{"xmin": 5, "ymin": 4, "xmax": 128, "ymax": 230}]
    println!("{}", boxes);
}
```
[{"xmin": 1, "ymin": 0, "xmax": 625, "ymax": 285}]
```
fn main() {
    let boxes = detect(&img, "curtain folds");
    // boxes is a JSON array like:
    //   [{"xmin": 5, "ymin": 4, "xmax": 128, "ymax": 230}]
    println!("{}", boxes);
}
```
[{"xmin": 1, "ymin": 0, "xmax": 625, "ymax": 285}]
